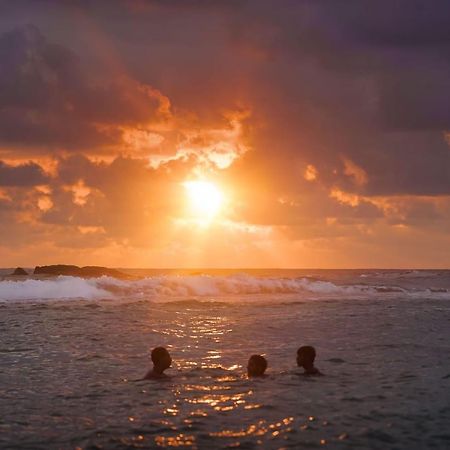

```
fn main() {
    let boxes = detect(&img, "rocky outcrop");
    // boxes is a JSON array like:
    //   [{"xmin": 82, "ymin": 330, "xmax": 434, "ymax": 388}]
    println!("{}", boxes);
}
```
[
  {"xmin": 10, "ymin": 267, "xmax": 28, "ymax": 276},
  {"xmin": 33, "ymin": 265, "xmax": 130, "ymax": 279}
]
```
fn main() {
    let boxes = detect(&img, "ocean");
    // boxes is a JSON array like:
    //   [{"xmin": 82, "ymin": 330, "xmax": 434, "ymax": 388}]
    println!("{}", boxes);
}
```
[{"xmin": 1, "ymin": 269, "xmax": 449, "ymax": 449}]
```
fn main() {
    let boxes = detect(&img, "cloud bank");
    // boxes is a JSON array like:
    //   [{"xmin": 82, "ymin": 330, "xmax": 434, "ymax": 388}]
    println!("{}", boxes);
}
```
[{"xmin": 0, "ymin": 0, "xmax": 449, "ymax": 267}]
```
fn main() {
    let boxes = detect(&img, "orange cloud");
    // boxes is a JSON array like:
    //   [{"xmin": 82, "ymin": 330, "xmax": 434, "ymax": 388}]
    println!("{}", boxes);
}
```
[
  {"xmin": 342, "ymin": 158, "xmax": 368, "ymax": 187},
  {"xmin": 329, "ymin": 189, "xmax": 360, "ymax": 207},
  {"xmin": 304, "ymin": 164, "xmax": 318, "ymax": 181}
]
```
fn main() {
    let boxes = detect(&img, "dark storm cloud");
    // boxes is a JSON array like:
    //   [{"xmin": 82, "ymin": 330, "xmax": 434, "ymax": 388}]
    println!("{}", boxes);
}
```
[
  {"xmin": 378, "ymin": 64, "xmax": 450, "ymax": 130},
  {"xmin": 340, "ymin": 0, "xmax": 450, "ymax": 48},
  {"xmin": 0, "ymin": 160, "xmax": 48, "ymax": 186},
  {"xmin": 0, "ymin": 24, "xmax": 168, "ymax": 152},
  {"xmin": 215, "ymin": 0, "xmax": 450, "ymax": 196},
  {"xmin": 0, "ymin": 0, "xmax": 450, "ymax": 257},
  {"xmin": 132, "ymin": 0, "xmax": 244, "ymax": 9}
]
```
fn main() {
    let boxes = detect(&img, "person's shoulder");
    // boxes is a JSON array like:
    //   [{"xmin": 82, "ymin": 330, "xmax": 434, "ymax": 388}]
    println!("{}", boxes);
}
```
[
  {"xmin": 302, "ymin": 368, "xmax": 324, "ymax": 376},
  {"xmin": 143, "ymin": 370, "xmax": 160, "ymax": 379},
  {"xmin": 143, "ymin": 371, "xmax": 171, "ymax": 380}
]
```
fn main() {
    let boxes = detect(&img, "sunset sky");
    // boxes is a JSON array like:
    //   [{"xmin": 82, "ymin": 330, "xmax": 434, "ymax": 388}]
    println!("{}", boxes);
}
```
[{"xmin": 1, "ymin": 0, "xmax": 450, "ymax": 268}]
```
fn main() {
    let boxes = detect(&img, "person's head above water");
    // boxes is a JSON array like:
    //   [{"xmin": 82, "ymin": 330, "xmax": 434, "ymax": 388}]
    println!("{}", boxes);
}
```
[
  {"xmin": 151, "ymin": 347, "xmax": 172, "ymax": 374},
  {"xmin": 247, "ymin": 354, "xmax": 268, "ymax": 377},
  {"xmin": 297, "ymin": 345, "xmax": 321, "ymax": 375},
  {"xmin": 297, "ymin": 346, "xmax": 316, "ymax": 368}
]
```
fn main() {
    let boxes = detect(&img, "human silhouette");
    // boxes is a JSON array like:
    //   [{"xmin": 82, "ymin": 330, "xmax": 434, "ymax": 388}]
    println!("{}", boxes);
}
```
[
  {"xmin": 297, "ymin": 346, "xmax": 322, "ymax": 375},
  {"xmin": 247, "ymin": 354, "xmax": 268, "ymax": 377},
  {"xmin": 143, "ymin": 347, "xmax": 172, "ymax": 379}
]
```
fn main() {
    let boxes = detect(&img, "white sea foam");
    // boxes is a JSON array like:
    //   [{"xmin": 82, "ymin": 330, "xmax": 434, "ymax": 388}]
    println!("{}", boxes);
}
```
[
  {"xmin": 1, "ymin": 273, "xmax": 448, "ymax": 302},
  {"xmin": 93, "ymin": 274, "xmax": 354, "ymax": 297},
  {"xmin": 0, "ymin": 276, "xmax": 112, "ymax": 301}
]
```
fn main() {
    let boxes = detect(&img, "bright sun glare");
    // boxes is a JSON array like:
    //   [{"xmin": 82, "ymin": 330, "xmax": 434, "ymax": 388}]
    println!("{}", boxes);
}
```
[{"xmin": 183, "ymin": 180, "xmax": 224, "ymax": 220}]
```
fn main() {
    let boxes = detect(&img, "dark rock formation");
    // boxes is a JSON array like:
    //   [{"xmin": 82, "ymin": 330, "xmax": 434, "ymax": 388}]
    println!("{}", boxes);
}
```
[
  {"xmin": 11, "ymin": 267, "xmax": 28, "ymax": 276},
  {"xmin": 34, "ymin": 265, "xmax": 80, "ymax": 276},
  {"xmin": 33, "ymin": 265, "xmax": 130, "ymax": 279}
]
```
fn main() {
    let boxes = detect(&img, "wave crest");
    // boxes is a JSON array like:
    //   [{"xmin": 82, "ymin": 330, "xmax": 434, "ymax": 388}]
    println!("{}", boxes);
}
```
[
  {"xmin": 1, "ymin": 273, "xmax": 448, "ymax": 302},
  {"xmin": 0, "ymin": 276, "xmax": 112, "ymax": 301}
]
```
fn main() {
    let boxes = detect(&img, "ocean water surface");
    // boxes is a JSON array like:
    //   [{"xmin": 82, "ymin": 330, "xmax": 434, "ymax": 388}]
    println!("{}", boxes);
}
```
[{"xmin": 0, "ymin": 269, "xmax": 449, "ymax": 449}]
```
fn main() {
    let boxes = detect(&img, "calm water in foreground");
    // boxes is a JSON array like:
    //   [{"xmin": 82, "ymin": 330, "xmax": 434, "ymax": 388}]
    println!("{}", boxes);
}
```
[{"xmin": 0, "ymin": 270, "xmax": 449, "ymax": 449}]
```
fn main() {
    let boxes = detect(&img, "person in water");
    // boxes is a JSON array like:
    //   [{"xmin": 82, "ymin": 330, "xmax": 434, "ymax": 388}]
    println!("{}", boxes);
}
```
[
  {"xmin": 247, "ymin": 354, "xmax": 268, "ymax": 377},
  {"xmin": 297, "ymin": 345, "xmax": 322, "ymax": 375},
  {"xmin": 143, "ymin": 347, "xmax": 172, "ymax": 379}
]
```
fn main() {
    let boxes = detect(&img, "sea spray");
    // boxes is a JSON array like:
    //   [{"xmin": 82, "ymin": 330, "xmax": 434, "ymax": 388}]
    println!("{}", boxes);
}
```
[
  {"xmin": 0, "ymin": 276, "xmax": 112, "ymax": 301},
  {"xmin": 1, "ymin": 272, "xmax": 449, "ymax": 302}
]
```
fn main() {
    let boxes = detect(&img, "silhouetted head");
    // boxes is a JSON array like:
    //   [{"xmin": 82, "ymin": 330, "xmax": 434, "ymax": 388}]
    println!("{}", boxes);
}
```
[
  {"xmin": 297, "ymin": 346, "xmax": 316, "ymax": 369},
  {"xmin": 151, "ymin": 347, "xmax": 172, "ymax": 373},
  {"xmin": 247, "ymin": 354, "xmax": 268, "ymax": 377}
]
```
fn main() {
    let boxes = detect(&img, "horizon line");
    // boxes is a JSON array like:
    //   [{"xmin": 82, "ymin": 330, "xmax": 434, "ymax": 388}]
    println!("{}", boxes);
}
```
[{"xmin": 1, "ymin": 266, "xmax": 449, "ymax": 271}]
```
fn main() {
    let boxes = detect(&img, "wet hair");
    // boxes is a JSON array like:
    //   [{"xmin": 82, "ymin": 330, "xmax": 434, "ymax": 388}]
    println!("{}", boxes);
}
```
[
  {"xmin": 151, "ymin": 347, "xmax": 170, "ymax": 364},
  {"xmin": 297, "ymin": 346, "xmax": 316, "ymax": 362},
  {"xmin": 248, "ymin": 354, "xmax": 268, "ymax": 376}
]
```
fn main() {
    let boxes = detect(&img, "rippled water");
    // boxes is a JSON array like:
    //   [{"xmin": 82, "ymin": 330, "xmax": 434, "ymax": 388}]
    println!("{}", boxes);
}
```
[{"xmin": 1, "ymin": 270, "xmax": 450, "ymax": 449}]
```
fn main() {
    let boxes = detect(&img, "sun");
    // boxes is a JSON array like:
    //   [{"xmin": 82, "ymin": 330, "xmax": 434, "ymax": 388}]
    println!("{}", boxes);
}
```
[{"xmin": 183, "ymin": 180, "xmax": 224, "ymax": 221}]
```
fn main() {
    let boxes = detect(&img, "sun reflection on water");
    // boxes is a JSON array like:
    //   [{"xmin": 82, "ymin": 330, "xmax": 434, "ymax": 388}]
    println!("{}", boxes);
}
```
[
  {"xmin": 154, "ymin": 433, "xmax": 196, "ymax": 448},
  {"xmin": 183, "ymin": 384, "xmax": 231, "ymax": 392},
  {"xmin": 183, "ymin": 390, "xmax": 252, "ymax": 411},
  {"xmin": 163, "ymin": 406, "xmax": 179, "ymax": 416},
  {"xmin": 210, "ymin": 416, "xmax": 295, "ymax": 439},
  {"xmin": 141, "ymin": 307, "xmax": 339, "ymax": 449}
]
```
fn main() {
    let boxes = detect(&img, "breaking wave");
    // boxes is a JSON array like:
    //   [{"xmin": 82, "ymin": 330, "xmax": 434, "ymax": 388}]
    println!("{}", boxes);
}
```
[
  {"xmin": 0, "ymin": 273, "xmax": 449, "ymax": 302},
  {"xmin": 0, "ymin": 277, "xmax": 112, "ymax": 301}
]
